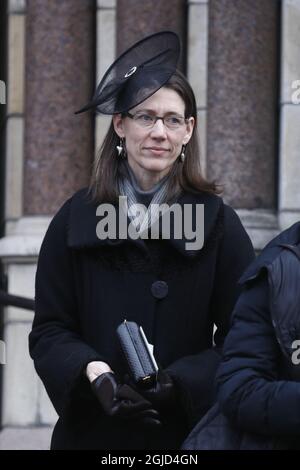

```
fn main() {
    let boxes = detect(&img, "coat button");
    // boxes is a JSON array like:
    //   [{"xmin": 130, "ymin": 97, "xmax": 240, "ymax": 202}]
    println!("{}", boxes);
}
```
[{"xmin": 151, "ymin": 280, "xmax": 168, "ymax": 299}]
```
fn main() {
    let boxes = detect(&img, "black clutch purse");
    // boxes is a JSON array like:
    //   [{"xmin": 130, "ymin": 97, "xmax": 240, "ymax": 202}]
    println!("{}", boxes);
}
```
[{"xmin": 116, "ymin": 320, "xmax": 159, "ymax": 388}]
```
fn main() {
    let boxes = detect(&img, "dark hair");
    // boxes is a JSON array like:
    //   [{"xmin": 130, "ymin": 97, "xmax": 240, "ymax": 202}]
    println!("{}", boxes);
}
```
[{"xmin": 89, "ymin": 69, "xmax": 220, "ymax": 203}]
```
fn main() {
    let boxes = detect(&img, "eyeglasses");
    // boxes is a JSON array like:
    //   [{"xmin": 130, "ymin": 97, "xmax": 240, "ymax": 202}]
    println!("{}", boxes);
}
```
[{"xmin": 125, "ymin": 111, "xmax": 188, "ymax": 130}]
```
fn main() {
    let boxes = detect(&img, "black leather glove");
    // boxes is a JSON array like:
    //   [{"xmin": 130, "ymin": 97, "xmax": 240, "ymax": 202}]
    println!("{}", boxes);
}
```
[
  {"xmin": 91, "ymin": 372, "xmax": 161, "ymax": 426},
  {"xmin": 138, "ymin": 370, "xmax": 177, "ymax": 410}
]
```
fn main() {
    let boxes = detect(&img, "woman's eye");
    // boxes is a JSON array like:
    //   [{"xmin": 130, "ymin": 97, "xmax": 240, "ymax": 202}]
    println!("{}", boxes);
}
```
[
  {"xmin": 137, "ymin": 114, "xmax": 152, "ymax": 122},
  {"xmin": 167, "ymin": 116, "xmax": 181, "ymax": 125}
]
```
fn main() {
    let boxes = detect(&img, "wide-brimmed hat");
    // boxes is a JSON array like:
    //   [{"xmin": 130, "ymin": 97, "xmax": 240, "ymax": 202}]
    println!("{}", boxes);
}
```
[{"xmin": 75, "ymin": 31, "xmax": 180, "ymax": 115}]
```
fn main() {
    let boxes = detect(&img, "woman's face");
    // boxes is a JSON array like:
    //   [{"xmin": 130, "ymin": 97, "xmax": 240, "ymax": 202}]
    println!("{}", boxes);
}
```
[{"xmin": 113, "ymin": 87, "xmax": 194, "ymax": 182}]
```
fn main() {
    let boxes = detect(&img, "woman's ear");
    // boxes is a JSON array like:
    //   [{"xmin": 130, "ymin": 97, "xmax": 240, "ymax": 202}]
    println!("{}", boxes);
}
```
[
  {"xmin": 113, "ymin": 114, "xmax": 125, "ymax": 138},
  {"xmin": 183, "ymin": 117, "xmax": 195, "ymax": 145}
]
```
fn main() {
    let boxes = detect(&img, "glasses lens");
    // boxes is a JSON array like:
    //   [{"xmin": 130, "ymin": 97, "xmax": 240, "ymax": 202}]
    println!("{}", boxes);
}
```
[
  {"xmin": 134, "ymin": 113, "xmax": 154, "ymax": 127},
  {"xmin": 164, "ymin": 115, "xmax": 185, "ymax": 129}
]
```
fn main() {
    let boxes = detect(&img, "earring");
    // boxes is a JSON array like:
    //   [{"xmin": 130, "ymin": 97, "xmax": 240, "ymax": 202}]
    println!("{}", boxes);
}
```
[
  {"xmin": 116, "ymin": 138, "xmax": 126, "ymax": 158},
  {"xmin": 180, "ymin": 145, "xmax": 186, "ymax": 163}
]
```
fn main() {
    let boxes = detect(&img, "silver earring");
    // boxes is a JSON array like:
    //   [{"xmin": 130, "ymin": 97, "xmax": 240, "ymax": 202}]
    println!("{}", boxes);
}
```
[
  {"xmin": 116, "ymin": 138, "xmax": 126, "ymax": 158},
  {"xmin": 180, "ymin": 145, "xmax": 186, "ymax": 163}
]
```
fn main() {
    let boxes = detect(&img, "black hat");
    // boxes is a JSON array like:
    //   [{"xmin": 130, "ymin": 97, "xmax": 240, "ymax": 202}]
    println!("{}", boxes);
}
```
[{"xmin": 75, "ymin": 31, "xmax": 180, "ymax": 115}]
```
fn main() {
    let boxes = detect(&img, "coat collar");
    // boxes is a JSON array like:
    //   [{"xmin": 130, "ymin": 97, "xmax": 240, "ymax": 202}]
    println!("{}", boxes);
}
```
[{"xmin": 67, "ymin": 188, "xmax": 223, "ymax": 257}]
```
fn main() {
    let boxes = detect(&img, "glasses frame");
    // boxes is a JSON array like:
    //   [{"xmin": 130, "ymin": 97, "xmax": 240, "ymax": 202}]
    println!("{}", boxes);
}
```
[{"xmin": 124, "ymin": 111, "xmax": 189, "ymax": 130}]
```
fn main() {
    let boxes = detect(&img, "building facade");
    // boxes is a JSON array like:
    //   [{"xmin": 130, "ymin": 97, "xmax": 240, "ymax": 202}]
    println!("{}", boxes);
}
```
[{"xmin": 0, "ymin": 0, "xmax": 299, "ymax": 449}]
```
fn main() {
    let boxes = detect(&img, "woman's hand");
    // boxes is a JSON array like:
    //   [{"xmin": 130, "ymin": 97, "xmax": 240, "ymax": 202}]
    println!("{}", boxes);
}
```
[
  {"xmin": 139, "ymin": 370, "xmax": 177, "ymax": 410},
  {"xmin": 91, "ymin": 372, "xmax": 161, "ymax": 426}
]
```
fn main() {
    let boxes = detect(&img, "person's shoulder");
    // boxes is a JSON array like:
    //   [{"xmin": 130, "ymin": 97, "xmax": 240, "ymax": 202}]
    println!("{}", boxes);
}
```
[
  {"xmin": 53, "ymin": 187, "xmax": 92, "ymax": 217},
  {"xmin": 68, "ymin": 187, "xmax": 92, "ymax": 206},
  {"xmin": 181, "ymin": 191, "xmax": 251, "ymax": 238},
  {"xmin": 45, "ymin": 188, "xmax": 91, "ymax": 237},
  {"xmin": 222, "ymin": 203, "xmax": 241, "ymax": 223},
  {"xmin": 239, "ymin": 221, "xmax": 300, "ymax": 285},
  {"xmin": 182, "ymin": 191, "xmax": 245, "ymax": 225},
  {"xmin": 221, "ymin": 203, "xmax": 253, "ymax": 241},
  {"xmin": 182, "ymin": 190, "xmax": 223, "ymax": 206},
  {"xmin": 180, "ymin": 190, "xmax": 224, "ymax": 221},
  {"xmin": 181, "ymin": 191, "xmax": 224, "ymax": 242}
]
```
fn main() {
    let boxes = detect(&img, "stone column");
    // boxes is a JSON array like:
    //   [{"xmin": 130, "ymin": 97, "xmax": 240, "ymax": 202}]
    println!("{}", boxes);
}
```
[
  {"xmin": 95, "ymin": 0, "xmax": 117, "ymax": 151},
  {"xmin": 207, "ymin": 0, "xmax": 279, "ymax": 210},
  {"xmin": 187, "ymin": 0, "xmax": 209, "ymax": 176},
  {"xmin": 4, "ymin": 0, "xmax": 25, "ymax": 221},
  {"xmin": 0, "ymin": 0, "xmax": 8, "ymax": 233},
  {"xmin": 117, "ymin": 0, "xmax": 186, "ymax": 64},
  {"xmin": 279, "ymin": 0, "xmax": 300, "ymax": 229},
  {"xmin": 24, "ymin": 0, "xmax": 95, "ymax": 215}
]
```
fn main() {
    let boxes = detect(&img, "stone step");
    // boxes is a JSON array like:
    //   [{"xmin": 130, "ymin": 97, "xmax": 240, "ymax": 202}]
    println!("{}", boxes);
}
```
[{"xmin": 0, "ymin": 426, "xmax": 53, "ymax": 450}]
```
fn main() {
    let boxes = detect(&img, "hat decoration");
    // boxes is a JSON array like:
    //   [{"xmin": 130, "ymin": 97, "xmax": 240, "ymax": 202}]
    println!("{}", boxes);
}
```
[{"xmin": 75, "ymin": 31, "xmax": 180, "ymax": 115}]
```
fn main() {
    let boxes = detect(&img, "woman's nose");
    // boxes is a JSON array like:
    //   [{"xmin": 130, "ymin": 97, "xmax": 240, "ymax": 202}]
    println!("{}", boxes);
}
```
[{"xmin": 150, "ymin": 118, "xmax": 167, "ymax": 137}]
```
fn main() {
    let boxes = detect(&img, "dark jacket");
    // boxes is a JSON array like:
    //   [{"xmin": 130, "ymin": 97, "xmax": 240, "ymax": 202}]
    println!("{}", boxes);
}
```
[
  {"xmin": 216, "ymin": 222, "xmax": 300, "ymax": 448},
  {"xmin": 181, "ymin": 401, "xmax": 287, "ymax": 450},
  {"xmin": 29, "ymin": 188, "xmax": 254, "ymax": 450}
]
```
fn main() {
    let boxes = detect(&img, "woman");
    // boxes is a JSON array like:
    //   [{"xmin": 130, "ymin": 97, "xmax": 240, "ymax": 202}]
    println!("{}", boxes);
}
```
[
  {"xmin": 29, "ymin": 31, "xmax": 254, "ymax": 450},
  {"xmin": 215, "ymin": 222, "xmax": 300, "ymax": 449}
]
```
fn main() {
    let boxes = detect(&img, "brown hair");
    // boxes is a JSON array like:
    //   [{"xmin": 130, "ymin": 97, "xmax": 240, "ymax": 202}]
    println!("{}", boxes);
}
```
[{"xmin": 89, "ymin": 70, "xmax": 220, "ymax": 203}]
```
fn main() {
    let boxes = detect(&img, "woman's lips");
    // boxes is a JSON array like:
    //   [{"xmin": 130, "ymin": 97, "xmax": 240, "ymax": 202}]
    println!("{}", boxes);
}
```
[{"xmin": 145, "ymin": 147, "xmax": 169, "ymax": 155}]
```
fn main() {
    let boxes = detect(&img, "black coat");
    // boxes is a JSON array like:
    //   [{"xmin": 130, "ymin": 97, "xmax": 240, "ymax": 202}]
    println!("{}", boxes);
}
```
[
  {"xmin": 29, "ymin": 188, "xmax": 254, "ymax": 450},
  {"xmin": 216, "ymin": 222, "xmax": 300, "ymax": 449}
]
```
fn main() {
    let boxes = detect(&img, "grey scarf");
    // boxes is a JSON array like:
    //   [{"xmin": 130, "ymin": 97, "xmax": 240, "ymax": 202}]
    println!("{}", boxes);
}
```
[{"xmin": 118, "ymin": 161, "xmax": 170, "ymax": 236}]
